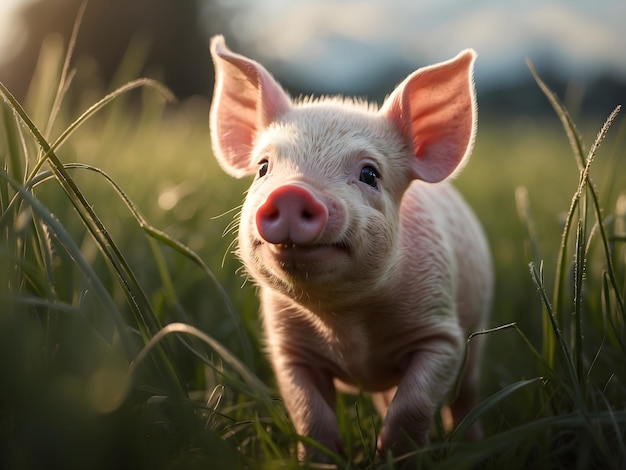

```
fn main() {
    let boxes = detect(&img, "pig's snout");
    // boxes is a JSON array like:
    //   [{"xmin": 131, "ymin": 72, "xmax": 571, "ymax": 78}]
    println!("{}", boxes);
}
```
[{"xmin": 256, "ymin": 184, "xmax": 328, "ymax": 245}]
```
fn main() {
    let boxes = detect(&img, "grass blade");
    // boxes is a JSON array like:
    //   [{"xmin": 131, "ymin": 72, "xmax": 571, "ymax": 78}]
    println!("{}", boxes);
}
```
[
  {"xmin": 43, "ymin": 0, "xmax": 86, "ymax": 139},
  {"xmin": 529, "ymin": 261, "xmax": 584, "ymax": 409},
  {"xmin": 0, "ymin": 79, "xmax": 189, "ymax": 394},
  {"xmin": 441, "ymin": 410, "xmax": 626, "ymax": 470},
  {"xmin": 19, "ymin": 77, "xmax": 176, "ymax": 181},
  {"xmin": 40, "ymin": 162, "xmax": 256, "ymax": 366},
  {"xmin": 451, "ymin": 377, "xmax": 543, "ymax": 440},
  {"xmin": 573, "ymin": 221, "xmax": 585, "ymax": 385},
  {"xmin": 0, "ymin": 167, "xmax": 132, "ymax": 355},
  {"xmin": 526, "ymin": 60, "xmax": 586, "ymax": 169},
  {"xmin": 129, "ymin": 322, "xmax": 272, "ymax": 407},
  {"xmin": 515, "ymin": 184, "xmax": 555, "ymax": 363},
  {"xmin": 1, "ymin": 81, "xmax": 158, "ymax": 335},
  {"xmin": 529, "ymin": 60, "xmax": 625, "ymax": 361}
]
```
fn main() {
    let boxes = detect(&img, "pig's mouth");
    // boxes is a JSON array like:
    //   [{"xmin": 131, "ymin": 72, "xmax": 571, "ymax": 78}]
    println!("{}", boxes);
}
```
[
  {"xmin": 274, "ymin": 241, "xmax": 349, "ymax": 251},
  {"xmin": 261, "ymin": 240, "xmax": 351, "ymax": 274},
  {"xmin": 270, "ymin": 241, "xmax": 350, "ymax": 257}
]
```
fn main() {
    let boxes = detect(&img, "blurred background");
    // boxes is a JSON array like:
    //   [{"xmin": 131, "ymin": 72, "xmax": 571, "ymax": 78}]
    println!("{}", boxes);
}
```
[{"xmin": 0, "ymin": 0, "xmax": 625, "ymax": 117}]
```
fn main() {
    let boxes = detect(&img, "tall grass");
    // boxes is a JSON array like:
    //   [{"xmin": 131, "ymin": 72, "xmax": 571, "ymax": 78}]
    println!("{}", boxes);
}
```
[
  {"xmin": 0, "ymin": 13, "xmax": 289, "ymax": 470},
  {"xmin": 1, "ymin": 15, "xmax": 625, "ymax": 469}
]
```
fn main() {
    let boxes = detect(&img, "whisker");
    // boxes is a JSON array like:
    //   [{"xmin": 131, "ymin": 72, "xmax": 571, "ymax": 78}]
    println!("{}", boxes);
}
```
[
  {"xmin": 211, "ymin": 203, "xmax": 243, "ymax": 221},
  {"xmin": 222, "ymin": 208, "xmax": 242, "ymax": 238},
  {"xmin": 221, "ymin": 236, "xmax": 239, "ymax": 268},
  {"xmin": 223, "ymin": 219, "xmax": 240, "ymax": 237}
]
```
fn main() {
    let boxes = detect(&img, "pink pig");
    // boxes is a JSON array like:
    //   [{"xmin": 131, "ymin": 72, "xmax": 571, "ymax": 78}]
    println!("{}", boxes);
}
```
[{"xmin": 209, "ymin": 35, "xmax": 493, "ymax": 460}]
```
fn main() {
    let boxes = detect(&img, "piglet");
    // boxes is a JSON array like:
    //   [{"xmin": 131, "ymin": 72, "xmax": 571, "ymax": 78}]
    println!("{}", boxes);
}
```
[{"xmin": 209, "ymin": 35, "xmax": 493, "ymax": 461}]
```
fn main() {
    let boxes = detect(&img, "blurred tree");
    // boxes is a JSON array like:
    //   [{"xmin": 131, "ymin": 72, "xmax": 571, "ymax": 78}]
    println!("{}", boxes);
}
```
[{"xmin": 0, "ymin": 0, "xmax": 233, "ymax": 101}]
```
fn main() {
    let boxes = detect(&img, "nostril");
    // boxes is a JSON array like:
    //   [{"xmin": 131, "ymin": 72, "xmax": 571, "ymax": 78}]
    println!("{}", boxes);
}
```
[{"xmin": 264, "ymin": 207, "xmax": 279, "ymax": 221}]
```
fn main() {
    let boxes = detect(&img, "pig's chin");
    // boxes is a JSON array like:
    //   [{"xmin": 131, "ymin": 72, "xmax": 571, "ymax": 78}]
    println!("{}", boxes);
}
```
[{"xmin": 257, "ymin": 240, "xmax": 350, "ymax": 283}]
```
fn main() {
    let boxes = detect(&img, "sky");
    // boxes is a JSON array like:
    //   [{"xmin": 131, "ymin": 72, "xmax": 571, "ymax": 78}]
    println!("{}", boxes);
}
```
[
  {"xmin": 1, "ymin": 0, "xmax": 625, "ymax": 93},
  {"xmin": 211, "ymin": 0, "xmax": 626, "ymax": 93}
]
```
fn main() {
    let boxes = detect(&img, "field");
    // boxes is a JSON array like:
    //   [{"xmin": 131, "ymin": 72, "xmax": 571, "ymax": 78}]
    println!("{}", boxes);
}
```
[{"xmin": 1, "ymin": 36, "xmax": 626, "ymax": 469}]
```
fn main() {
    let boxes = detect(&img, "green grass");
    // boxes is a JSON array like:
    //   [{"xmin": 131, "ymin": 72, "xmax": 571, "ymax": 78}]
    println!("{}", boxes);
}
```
[{"xmin": 1, "ymin": 29, "xmax": 626, "ymax": 469}]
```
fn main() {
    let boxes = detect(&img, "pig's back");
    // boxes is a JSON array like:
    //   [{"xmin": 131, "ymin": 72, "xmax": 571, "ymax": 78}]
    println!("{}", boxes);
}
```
[{"xmin": 399, "ymin": 180, "xmax": 493, "ymax": 334}]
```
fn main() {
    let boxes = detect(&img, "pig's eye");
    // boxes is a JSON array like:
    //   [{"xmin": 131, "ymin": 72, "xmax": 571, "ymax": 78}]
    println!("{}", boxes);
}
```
[
  {"xmin": 359, "ymin": 166, "xmax": 379, "ymax": 188},
  {"xmin": 258, "ymin": 160, "xmax": 269, "ymax": 178}
]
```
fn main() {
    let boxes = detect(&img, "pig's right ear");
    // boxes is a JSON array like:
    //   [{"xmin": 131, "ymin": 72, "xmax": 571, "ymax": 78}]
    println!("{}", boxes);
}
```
[
  {"xmin": 209, "ymin": 35, "xmax": 291, "ymax": 178},
  {"xmin": 380, "ymin": 50, "xmax": 477, "ymax": 183}
]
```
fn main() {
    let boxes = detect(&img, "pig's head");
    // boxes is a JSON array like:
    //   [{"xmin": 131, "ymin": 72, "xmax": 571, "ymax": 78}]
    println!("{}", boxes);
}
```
[{"xmin": 209, "ymin": 35, "xmax": 476, "ymax": 303}]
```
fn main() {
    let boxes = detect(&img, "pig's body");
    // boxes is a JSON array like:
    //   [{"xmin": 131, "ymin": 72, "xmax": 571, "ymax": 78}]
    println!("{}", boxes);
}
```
[
  {"xmin": 209, "ymin": 36, "xmax": 493, "ymax": 460},
  {"xmin": 258, "ymin": 178, "xmax": 491, "ymax": 456},
  {"xmin": 259, "ymin": 181, "xmax": 490, "ymax": 393}
]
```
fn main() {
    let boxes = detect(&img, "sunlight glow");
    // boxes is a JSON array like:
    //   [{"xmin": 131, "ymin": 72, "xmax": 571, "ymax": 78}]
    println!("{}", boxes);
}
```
[{"xmin": 0, "ymin": 0, "xmax": 34, "ymax": 65}]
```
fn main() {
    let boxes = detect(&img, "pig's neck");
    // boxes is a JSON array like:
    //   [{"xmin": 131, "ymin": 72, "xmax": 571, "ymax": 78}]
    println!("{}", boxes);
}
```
[{"xmin": 271, "ymin": 248, "xmax": 406, "ymax": 322}]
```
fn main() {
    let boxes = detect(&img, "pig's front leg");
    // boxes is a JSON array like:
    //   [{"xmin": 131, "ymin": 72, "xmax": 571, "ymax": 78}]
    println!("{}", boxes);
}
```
[
  {"xmin": 377, "ymin": 332, "xmax": 463, "ymax": 456},
  {"xmin": 273, "ymin": 359, "xmax": 343, "ymax": 461}
]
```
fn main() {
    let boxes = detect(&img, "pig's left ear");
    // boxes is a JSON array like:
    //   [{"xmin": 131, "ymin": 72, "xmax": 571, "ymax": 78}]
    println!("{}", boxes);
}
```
[
  {"xmin": 210, "ymin": 35, "xmax": 292, "ymax": 178},
  {"xmin": 380, "ymin": 50, "xmax": 477, "ymax": 183}
]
